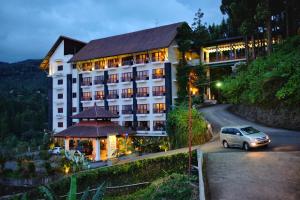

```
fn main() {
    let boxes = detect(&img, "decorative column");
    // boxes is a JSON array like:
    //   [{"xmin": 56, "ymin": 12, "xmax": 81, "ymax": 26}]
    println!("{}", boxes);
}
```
[
  {"xmin": 206, "ymin": 68, "xmax": 211, "ymax": 100},
  {"xmin": 93, "ymin": 138, "xmax": 101, "ymax": 161},
  {"xmin": 64, "ymin": 138, "xmax": 70, "ymax": 151}
]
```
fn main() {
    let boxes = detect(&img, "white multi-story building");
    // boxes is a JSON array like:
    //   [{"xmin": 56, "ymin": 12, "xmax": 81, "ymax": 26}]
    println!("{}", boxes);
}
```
[{"xmin": 41, "ymin": 22, "xmax": 248, "ymax": 137}]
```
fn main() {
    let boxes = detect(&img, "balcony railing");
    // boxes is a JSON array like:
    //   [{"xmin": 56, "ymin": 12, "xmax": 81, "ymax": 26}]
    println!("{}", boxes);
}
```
[
  {"xmin": 82, "ymin": 96, "xmax": 92, "ymax": 101},
  {"xmin": 136, "ymin": 75, "xmax": 149, "ymax": 81},
  {"xmin": 121, "ymin": 93, "xmax": 133, "ymax": 98},
  {"xmin": 153, "ymin": 91, "xmax": 165, "ymax": 96},
  {"xmin": 152, "ymin": 74, "xmax": 165, "ymax": 79},
  {"xmin": 94, "ymin": 95, "xmax": 105, "ymax": 100},
  {"xmin": 136, "ymin": 92, "xmax": 149, "ymax": 97},
  {"xmin": 94, "ymin": 65, "xmax": 105, "ymax": 70},
  {"xmin": 122, "ymin": 60, "xmax": 134, "ymax": 66},
  {"xmin": 153, "ymin": 108, "xmax": 166, "ymax": 114},
  {"xmin": 122, "ymin": 110, "xmax": 133, "ymax": 114},
  {"xmin": 82, "ymin": 81, "xmax": 92, "ymax": 86},
  {"xmin": 121, "ymin": 76, "xmax": 132, "ymax": 82},
  {"xmin": 94, "ymin": 79, "xmax": 104, "ymax": 85},
  {"xmin": 107, "ymin": 63, "xmax": 119, "ymax": 68},
  {"xmin": 107, "ymin": 94, "xmax": 119, "ymax": 99},
  {"xmin": 107, "ymin": 79, "xmax": 119, "ymax": 84},
  {"xmin": 153, "ymin": 126, "xmax": 166, "ymax": 131},
  {"xmin": 137, "ymin": 126, "xmax": 150, "ymax": 131},
  {"xmin": 152, "ymin": 57, "xmax": 165, "ymax": 62},
  {"xmin": 137, "ymin": 110, "xmax": 149, "ymax": 114},
  {"xmin": 135, "ymin": 58, "xmax": 149, "ymax": 64}
]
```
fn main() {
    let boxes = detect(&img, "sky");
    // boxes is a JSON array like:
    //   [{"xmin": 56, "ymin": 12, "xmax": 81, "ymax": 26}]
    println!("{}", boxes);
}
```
[{"xmin": 0, "ymin": 0, "xmax": 224, "ymax": 62}]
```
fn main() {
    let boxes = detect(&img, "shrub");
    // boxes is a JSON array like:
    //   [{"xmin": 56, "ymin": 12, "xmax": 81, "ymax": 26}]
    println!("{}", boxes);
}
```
[
  {"xmin": 167, "ymin": 104, "xmax": 210, "ymax": 149},
  {"xmin": 39, "ymin": 150, "xmax": 51, "ymax": 160},
  {"xmin": 27, "ymin": 161, "xmax": 36, "ymax": 177},
  {"xmin": 44, "ymin": 162, "xmax": 54, "ymax": 175},
  {"xmin": 132, "ymin": 136, "xmax": 170, "ymax": 154}
]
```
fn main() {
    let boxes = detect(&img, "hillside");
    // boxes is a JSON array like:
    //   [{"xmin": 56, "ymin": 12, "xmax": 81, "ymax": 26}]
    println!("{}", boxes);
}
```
[{"xmin": 0, "ymin": 59, "xmax": 48, "ymax": 148}]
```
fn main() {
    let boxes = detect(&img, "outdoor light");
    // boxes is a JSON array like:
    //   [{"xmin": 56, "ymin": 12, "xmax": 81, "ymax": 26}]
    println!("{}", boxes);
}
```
[{"xmin": 216, "ymin": 81, "xmax": 222, "ymax": 88}]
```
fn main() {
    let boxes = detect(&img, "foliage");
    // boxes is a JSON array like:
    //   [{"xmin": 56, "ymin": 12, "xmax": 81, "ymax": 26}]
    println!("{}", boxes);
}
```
[
  {"xmin": 39, "ymin": 186, "xmax": 57, "ymax": 200},
  {"xmin": 221, "ymin": 36, "xmax": 300, "ymax": 107},
  {"xmin": 39, "ymin": 150, "xmax": 51, "ymax": 160},
  {"xmin": 0, "ymin": 153, "xmax": 7, "ymax": 173},
  {"xmin": 105, "ymin": 173, "xmax": 196, "ymax": 200},
  {"xmin": 132, "ymin": 136, "xmax": 170, "ymax": 153},
  {"xmin": 68, "ymin": 175, "xmax": 77, "ymax": 200},
  {"xmin": 167, "ymin": 105, "xmax": 209, "ymax": 149},
  {"xmin": 44, "ymin": 162, "xmax": 55, "ymax": 175},
  {"xmin": 60, "ymin": 150, "xmax": 89, "ymax": 174}
]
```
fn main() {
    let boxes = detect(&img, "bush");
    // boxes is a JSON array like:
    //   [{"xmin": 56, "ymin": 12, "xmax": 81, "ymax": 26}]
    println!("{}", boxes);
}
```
[
  {"xmin": 132, "ymin": 136, "xmax": 170, "ymax": 154},
  {"xmin": 44, "ymin": 162, "xmax": 54, "ymax": 175},
  {"xmin": 167, "ymin": 104, "xmax": 210, "ymax": 149},
  {"xmin": 25, "ymin": 151, "xmax": 197, "ymax": 199},
  {"xmin": 39, "ymin": 150, "xmax": 51, "ymax": 160},
  {"xmin": 27, "ymin": 161, "xmax": 36, "ymax": 177}
]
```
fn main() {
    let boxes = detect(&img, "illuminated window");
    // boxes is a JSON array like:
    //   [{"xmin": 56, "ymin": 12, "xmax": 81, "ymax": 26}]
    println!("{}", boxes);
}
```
[
  {"xmin": 153, "ymin": 103, "xmax": 166, "ymax": 113},
  {"xmin": 137, "ymin": 104, "xmax": 149, "ymax": 114},
  {"xmin": 153, "ymin": 86, "xmax": 165, "ymax": 96},
  {"xmin": 136, "ymin": 70, "xmax": 149, "ymax": 80},
  {"xmin": 152, "ymin": 68, "xmax": 165, "ymax": 79},
  {"xmin": 107, "ymin": 74, "xmax": 118, "ymax": 83},
  {"xmin": 82, "ymin": 92, "xmax": 92, "ymax": 101},
  {"xmin": 122, "ymin": 88, "xmax": 133, "ymax": 98},
  {"xmin": 137, "ymin": 87, "xmax": 149, "ymax": 97},
  {"xmin": 95, "ymin": 91, "xmax": 104, "ymax": 100}
]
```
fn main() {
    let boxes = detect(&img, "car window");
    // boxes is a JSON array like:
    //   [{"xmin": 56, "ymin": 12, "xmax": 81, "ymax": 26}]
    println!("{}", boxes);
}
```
[
  {"xmin": 222, "ymin": 128, "xmax": 229, "ymax": 134},
  {"xmin": 241, "ymin": 126, "xmax": 260, "ymax": 135}
]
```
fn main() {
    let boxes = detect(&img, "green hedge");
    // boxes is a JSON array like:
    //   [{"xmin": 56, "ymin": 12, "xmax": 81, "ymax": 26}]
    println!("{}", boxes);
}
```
[{"xmin": 25, "ymin": 151, "xmax": 197, "ymax": 199}]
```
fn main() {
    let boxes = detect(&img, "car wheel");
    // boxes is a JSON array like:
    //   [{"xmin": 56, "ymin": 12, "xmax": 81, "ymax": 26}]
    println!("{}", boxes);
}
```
[
  {"xmin": 243, "ymin": 142, "xmax": 250, "ymax": 151},
  {"xmin": 223, "ymin": 141, "xmax": 229, "ymax": 148}
]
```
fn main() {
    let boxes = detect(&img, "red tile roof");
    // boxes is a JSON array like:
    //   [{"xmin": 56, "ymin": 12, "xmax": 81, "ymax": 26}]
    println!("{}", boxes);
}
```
[
  {"xmin": 54, "ymin": 122, "xmax": 134, "ymax": 138},
  {"xmin": 71, "ymin": 105, "xmax": 119, "ymax": 119},
  {"xmin": 69, "ymin": 22, "xmax": 183, "ymax": 62}
]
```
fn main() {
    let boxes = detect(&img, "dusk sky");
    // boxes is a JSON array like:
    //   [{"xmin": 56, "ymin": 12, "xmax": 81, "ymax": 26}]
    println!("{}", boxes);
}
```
[{"xmin": 0, "ymin": 0, "xmax": 224, "ymax": 62}]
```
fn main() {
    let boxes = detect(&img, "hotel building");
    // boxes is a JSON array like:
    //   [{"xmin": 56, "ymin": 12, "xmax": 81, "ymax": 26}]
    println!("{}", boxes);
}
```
[{"xmin": 41, "ymin": 22, "xmax": 249, "ymax": 137}]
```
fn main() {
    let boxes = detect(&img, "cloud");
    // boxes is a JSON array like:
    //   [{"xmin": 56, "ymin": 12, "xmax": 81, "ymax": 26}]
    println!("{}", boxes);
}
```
[{"xmin": 0, "ymin": 0, "xmax": 223, "ymax": 62}]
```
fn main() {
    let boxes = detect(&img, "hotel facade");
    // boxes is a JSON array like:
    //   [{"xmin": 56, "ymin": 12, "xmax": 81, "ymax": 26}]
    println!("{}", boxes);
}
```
[{"xmin": 41, "ymin": 22, "xmax": 248, "ymax": 137}]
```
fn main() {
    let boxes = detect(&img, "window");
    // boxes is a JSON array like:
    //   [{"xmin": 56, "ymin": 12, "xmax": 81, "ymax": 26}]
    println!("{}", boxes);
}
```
[
  {"xmin": 153, "ymin": 86, "xmax": 165, "ymax": 96},
  {"xmin": 82, "ymin": 92, "xmax": 92, "ymax": 101},
  {"xmin": 72, "ymin": 107, "xmax": 77, "ymax": 113},
  {"xmin": 57, "ymin": 65, "xmax": 63, "ymax": 71},
  {"xmin": 137, "ymin": 87, "xmax": 149, "ymax": 97},
  {"xmin": 151, "ymin": 51, "xmax": 165, "ymax": 62},
  {"xmin": 107, "ymin": 74, "xmax": 118, "ymax": 83},
  {"xmin": 137, "ymin": 121, "xmax": 150, "ymax": 131},
  {"xmin": 57, "ymin": 93, "xmax": 63, "ymax": 99},
  {"xmin": 95, "ymin": 91, "xmax": 105, "ymax": 100},
  {"xmin": 153, "ymin": 121, "xmax": 166, "ymax": 131},
  {"xmin": 136, "ymin": 54, "xmax": 149, "ymax": 64},
  {"xmin": 107, "ymin": 90, "xmax": 118, "ymax": 99},
  {"xmin": 109, "ymin": 105, "xmax": 119, "ymax": 114},
  {"xmin": 122, "ymin": 88, "xmax": 133, "ymax": 98},
  {"xmin": 72, "ymin": 78, "xmax": 76, "ymax": 83},
  {"xmin": 95, "ymin": 60, "xmax": 105, "ymax": 70},
  {"xmin": 122, "ymin": 105, "xmax": 133, "ymax": 114},
  {"xmin": 137, "ymin": 104, "xmax": 149, "ymax": 114},
  {"xmin": 82, "ymin": 77, "xmax": 92, "ymax": 86},
  {"xmin": 107, "ymin": 58, "xmax": 119, "ymax": 68},
  {"xmin": 57, "ymin": 122, "xmax": 63, "ymax": 128},
  {"xmin": 121, "ymin": 72, "xmax": 133, "ymax": 82},
  {"xmin": 136, "ymin": 70, "xmax": 149, "ymax": 81},
  {"xmin": 121, "ymin": 56, "xmax": 134, "ymax": 66},
  {"xmin": 152, "ymin": 68, "xmax": 165, "ymax": 79},
  {"xmin": 72, "ymin": 64, "xmax": 76, "ymax": 69},
  {"xmin": 123, "ymin": 121, "xmax": 133, "ymax": 128},
  {"xmin": 153, "ymin": 103, "xmax": 166, "ymax": 113},
  {"xmin": 57, "ymin": 79, "xmax": 63, "ymax": 85},
  {"xmin": 94, "ymin": 75, "xmax": 104, "ymax": 85},
  {"xmin": 57, "ymin": 107, "xmax": 63, "ymax": 113},
  {"xmin": 81, "ymin": 62, "xmax": 92, "ymax": 71},
  {"xmin": 72, "ymin": 93, "xmax": 77, "ymax": 98}
]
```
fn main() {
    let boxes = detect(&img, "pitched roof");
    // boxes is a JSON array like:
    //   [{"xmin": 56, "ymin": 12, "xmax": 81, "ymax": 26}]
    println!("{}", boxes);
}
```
[
  {"xmin": 54, "ymin": 123, "xmax": 135, "ymax": 138},
  {"xmin": 69, "ymin": 22, "xmax": 183, "ymax": 62},
  {"xmin": 40, "ymin": 36, "xmax": 86, "ymax": 70},
  {"xmin": 71, "ymin": 105, "xmax": 119, "ymax": 119}
]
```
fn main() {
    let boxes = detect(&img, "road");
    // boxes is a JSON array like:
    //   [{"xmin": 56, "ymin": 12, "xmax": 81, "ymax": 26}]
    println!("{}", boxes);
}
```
[
  {"xmin": 199, "ymin": 104, "xmax": 300, "ymax": 200},
  {"xmin": 199, "ymin": 104, "xmax": 300, "ymax": 152}
]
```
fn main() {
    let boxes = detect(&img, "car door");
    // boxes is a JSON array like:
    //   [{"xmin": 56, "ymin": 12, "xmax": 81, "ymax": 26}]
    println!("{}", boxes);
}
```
[
  {"xmin": 231, "ymin": 128, "xmax": 243, "ymax": 147},
  {"xmin": 223, "ymin": 128, "xmax": 234, "ymax": 145}
]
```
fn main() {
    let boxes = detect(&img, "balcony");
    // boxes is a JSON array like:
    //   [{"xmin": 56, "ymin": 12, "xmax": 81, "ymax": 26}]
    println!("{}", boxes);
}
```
[
  {"xmin": 136, "ymin": 92, "xmax": 149, "ymax": 98},
  {"xmin": 94, "ymin": 65, "xmax": 105, "ymax": 70},
  {"xmin": 153, "ymin": 91, "xmax": 165, "ymax": 96},
  {"xmin": 122, "ymin": 110, "xmax": 133, "ymax": 114},
  {"xmin": 135, "ymin": 58, "xmax": 149, "ymax": 64},
  {"xmin": 107, "ymin": 94, "xmax": 119, "ymax": 99},
  {"xmin": 152, "ymin": 74, "xmax": 165, "ymax": 79},
  {"xmin": 107, "ymin": 79, "xmax": 119, "ymax": 84},
  {"xmin": 152, "ymin": 57, "xmax": 165, "ymax": 62},
  {"xmin": 121, "ymin": 93, "xmax": 133, "ymax": 98},
  {"xmin": 81, "ymin": 81, "xmax": 92, "ymax": 86},
  {"xmin": 121, "ymin": 60, "xmax": 134, "ymax": 66},
  {"xmin": 82, "ymin": 96, "xmax": 92, "ymax": 101},
  {"xmin": 137, "ymin": 110, "xmax": 149, "ymax": 114},
  {"xmin": 153, "ymin": 109, "xmax": 166, "ymax": 114},
  {"xmin": 107, "ymin": 64, "xmax": 119, "ymax": 69},
  {"xmin": 137, "ymin": 126, "xmax": 150, "ymax": 131},
  {"xmin": 94, "ymin": 79, "xmax": 104, "ymax": 85},
  {"xmin": 94, "ymin": 95, "xmax": 105, "ymax": 100},
  {"xmin": 136, "ymin": 75, "xmax": 149, "ymax": 81},
  {"xmin": 153, "ymin": 126, "xmax": 166, "ymax": 131},
  {"xmin": 121, "ymin": 77, "xmax": 133, "ymax": 82}
]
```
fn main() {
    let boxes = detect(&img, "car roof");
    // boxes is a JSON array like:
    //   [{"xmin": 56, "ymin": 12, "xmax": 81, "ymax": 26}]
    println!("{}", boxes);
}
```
[{"xmin": 221, "ymin": 125, "xmax": 252, "ymax": 129}]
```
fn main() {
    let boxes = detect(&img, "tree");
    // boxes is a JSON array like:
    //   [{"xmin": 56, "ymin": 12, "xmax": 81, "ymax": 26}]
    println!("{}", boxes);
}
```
[{"xmin": 176, "ymin": 22, "xmax": 193, "ymax": 64}]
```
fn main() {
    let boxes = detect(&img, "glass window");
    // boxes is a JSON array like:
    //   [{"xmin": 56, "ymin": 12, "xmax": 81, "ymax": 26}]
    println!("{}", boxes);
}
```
[
  {"xmin": 151, "ymin": 51, "xmax": 165, "ymax": 62},
  {"xmin": 72, "ymin": 78, "xmax": 76, "ymax": 83},
  {"xmin": 82, "ymin": 92, "xmax": 92, "ymax": 101},
  {"xmin": 136, "ymin": 70, "xmax": 149, "ymax": 81},
  {"xmin": 137, "ymin": 87, "xmax": 149, "ymax": 97},
  {"xmin": 121, "ymin": 56, "xmax": 134, "ymax": 66},
  {"xmin": 137, "ymin": 121, "xmax": 150, "ymax": 131},
  {"xmin": 136, "ymin": 54, "xmax": 149, "ymax": 64},
  {"xmin": 107, "ymin": 90, "xmax": 118, "ymax": 99},
  {"xmin": 94, "ymin": 75, "xmax": 104, "ymax": 85},
  {"xmin": 153, "ymin": 86, "xmax": 165, "ymax": 96},
  {"xmin": 95, "ymin": 60, "xmax": 105, "ymax": 70},
  {"xmin": 57, "ymin": 107, "xmax": 63, "ymax": 113},
  {"xmin": 109, "ymin": 105, "xmax": 119, "ymax": 114},
  {"xmin": 137, "ymin": 104, "xmax": 149, "ymax": 114},
  {"xmin": 107, "ymin": 58, "xmax": 119, "ymax": 68},
  {"xmin": 121, "ymin": 72, "xmax": 133, "ymax": 82},
  {"xmin": 108, "ymin": 74, "xmax": 118, "ymax": 83},
  {"xmin": 72, "ymin": 93, "xmax": 77, "ymax": 98},
  {"xmin": 122, "ymin": 105, "xmax": 133, "ymax": 114},
  {"xmin": 153, "ymin": 103, "xmax": 166, "ymax": 113},
  {"xmin": 82, "ymin": 77, "xmax": 92, "ymax": 86},
  {"xmin": 95, "ymin": 91, "xmax": 105, "ymax": 100},
  {"xmin": 57, "ymin": 79, "xmax": 63, "ymax": 85},
  {"xmin": 57, "ymin": 93, "xmax": 63, "ymax": 99},
  {"xmin": 153, "ymin": 121, "xmax": 166, "ymax": 131},
  {"xmin": 122, "ymin": 88, "xmax": 133, "ymax": 98},
  {"xmin": 72, "ymin": 107, "xmax": 77, "ymax": 113},
  {"xmin": 152, "ymin": 68, "xmax": 165, "ymax": 79},
  {"xmin": 57, "ymin": 65, "xmax": 63, "ymax": 71},
  {"xmin": 57, "ymin": 122, "xmax": 63, "ymax": 127}
]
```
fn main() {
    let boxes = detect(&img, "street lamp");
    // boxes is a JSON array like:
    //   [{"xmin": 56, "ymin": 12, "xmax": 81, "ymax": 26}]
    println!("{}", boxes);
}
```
[{"xmin": 216, "ymin": 81, "xmax": 222, "ymax": 102}]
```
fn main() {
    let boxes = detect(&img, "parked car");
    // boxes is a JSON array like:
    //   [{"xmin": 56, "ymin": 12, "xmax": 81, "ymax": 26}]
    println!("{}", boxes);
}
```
[
  {"xmin": 220, "ymin": 126, "xmax": 271, "ymax": 150},
  {"xmin": 48, "ymin": 147, "xmax": 63, "ymax": 155}
]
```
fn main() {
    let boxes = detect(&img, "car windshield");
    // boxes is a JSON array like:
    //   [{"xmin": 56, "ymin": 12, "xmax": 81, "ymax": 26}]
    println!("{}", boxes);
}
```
[{"xmin": 241, "ymin": 126, "xmax": 260, "ymax": 134}]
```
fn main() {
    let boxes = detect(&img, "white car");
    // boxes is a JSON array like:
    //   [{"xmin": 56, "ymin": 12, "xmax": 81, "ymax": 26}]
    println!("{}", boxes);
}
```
[
  {"xmin": 49, "ymin": 147, "xmax": 63, "ymax": 155},
  {"xmin": 220, "ymin": 126, "xmax": 271, "ymax": 151}
]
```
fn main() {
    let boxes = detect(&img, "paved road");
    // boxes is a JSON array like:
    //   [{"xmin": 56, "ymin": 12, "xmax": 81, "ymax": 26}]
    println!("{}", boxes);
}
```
[
  {"xmin": 199, "ymin": 104, "xmax": 300, "ymax": 200},
  {"xmin": 199, "ymin": 104, "xmax": 300, "ymax": 152}
]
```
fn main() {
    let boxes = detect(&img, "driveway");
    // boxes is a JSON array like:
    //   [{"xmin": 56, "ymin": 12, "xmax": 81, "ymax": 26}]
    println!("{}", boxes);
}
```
[{"xmin": 199, "ymin": 104, "xmax": 300, "ymax": 200}]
